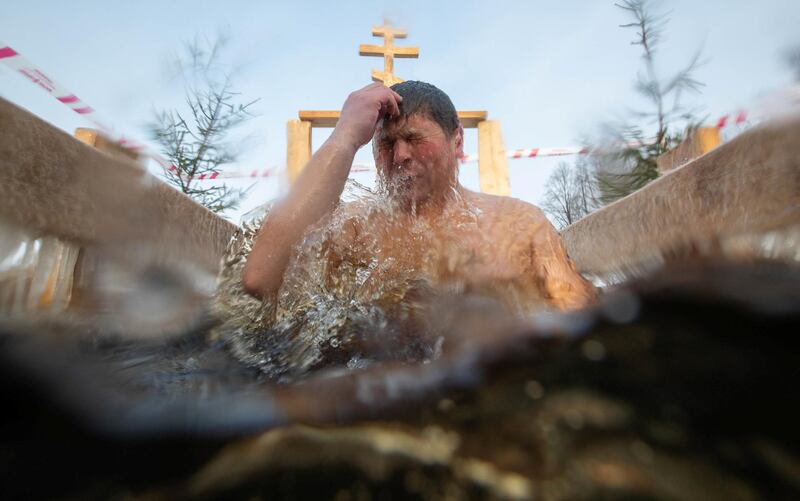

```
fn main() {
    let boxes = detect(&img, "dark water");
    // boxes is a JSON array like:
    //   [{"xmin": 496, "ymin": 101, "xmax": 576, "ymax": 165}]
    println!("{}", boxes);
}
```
[
  {"xmin": 213, "ymin": 181, "xmax": 594, "ymax": 384},
  {"xmin": 1, "ymin": 260, "xmax": 799, "ymax": 499}
]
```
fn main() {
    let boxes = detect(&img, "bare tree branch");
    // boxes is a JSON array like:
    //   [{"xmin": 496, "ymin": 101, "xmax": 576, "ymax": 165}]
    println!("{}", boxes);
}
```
[{"xmin": 541, "ymin": 159, "xmax": 600, "ymax": 230}]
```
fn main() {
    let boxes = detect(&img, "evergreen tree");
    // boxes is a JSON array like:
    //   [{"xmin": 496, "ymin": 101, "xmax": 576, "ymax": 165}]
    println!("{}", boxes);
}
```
[
  {"xmin": 595, "ymin": 0, "xmax": 705, "ymax": 203},
  {"xmin": 151, "ymin": 34, "xmax": 256, "ymax": 214}
]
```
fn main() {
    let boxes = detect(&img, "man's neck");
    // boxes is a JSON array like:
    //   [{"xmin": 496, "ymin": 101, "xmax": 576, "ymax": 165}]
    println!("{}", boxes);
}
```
[{"xmin": 397, "ymin": 183, "xmax": 467, "ymax": 220}]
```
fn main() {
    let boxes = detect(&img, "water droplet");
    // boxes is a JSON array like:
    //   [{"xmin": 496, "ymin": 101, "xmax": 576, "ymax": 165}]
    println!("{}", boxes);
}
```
[
  {"xmin": 631, "ymin": 439, "xmax": 654, "ymax": 463},
  {"xmin": 581, "ymin": 339, "xmax": 606, "ymax": 361},
  {"xmin": 437, "ymin": 398, "xmax": 455, "ymax": 412},
  {"xmin": 524, "ymin": 380, "xmax": 544, "ymax": 400},
  {"xmin": 602, "ymin": 290, "xmax": 640, "ymax": 323},
  {"xmin": 565, "ymin": 409, "xmax": 585, "ymax": 430}
]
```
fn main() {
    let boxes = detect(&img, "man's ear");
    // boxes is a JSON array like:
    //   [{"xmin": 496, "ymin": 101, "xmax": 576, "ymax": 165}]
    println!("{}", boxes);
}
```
[{"xmin": 453, "ymin": 125, "xmax": 464, "ymax": 157}]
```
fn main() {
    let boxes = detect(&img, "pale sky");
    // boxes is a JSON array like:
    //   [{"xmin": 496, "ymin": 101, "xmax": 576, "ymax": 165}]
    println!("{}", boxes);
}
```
[{"xmin": 2, "ymin": 1, "xmax": 798, "ymax": 223}]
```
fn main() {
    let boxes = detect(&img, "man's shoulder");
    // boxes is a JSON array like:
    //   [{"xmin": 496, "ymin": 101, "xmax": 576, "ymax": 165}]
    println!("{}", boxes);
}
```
[{"xmin": 467, "ymin": 191, "xmax": 548, "ymax": 221}]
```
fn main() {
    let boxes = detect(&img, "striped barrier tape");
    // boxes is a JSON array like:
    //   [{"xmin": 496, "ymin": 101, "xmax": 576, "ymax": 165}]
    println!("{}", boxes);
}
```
[
  {"xmin": 192, "ymin": 148, "xmax": 594, "ymax": 180},
  {"xmin": 0, "ymin": 41, "xmax": 751, "ymax": 182},
  {"xmin": 716, "ymin": 110, "xmax": 748, "ymax": 129},
  {"xmin": 458, "ymin": 146, "xmax": 590, "ymax": 164},
  {"xmin": 194, "ymin": 167, "xmax": 278, "ymax": 180},
  {"xmin": 0, "ymin": 43, "xmax": 146, "ymax": 151},
  {"xmin": 1, "ymin": 41, "xmax": 194, "ymax": 178}
]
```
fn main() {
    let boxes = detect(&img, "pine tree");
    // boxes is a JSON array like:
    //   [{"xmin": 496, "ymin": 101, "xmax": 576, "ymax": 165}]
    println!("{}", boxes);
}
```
[
  {"xmin": 151, "ymin": 34, "xmax": 256, "ymax": 214},
  {"xmin": 595, "ymin": 0, "xmax": 705, "ymax": 203}
]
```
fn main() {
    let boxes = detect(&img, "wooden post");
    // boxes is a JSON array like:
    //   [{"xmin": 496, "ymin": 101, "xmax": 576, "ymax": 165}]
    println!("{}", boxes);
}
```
[
  {"xmin": 286, "ymin": 119, "xmax": 312, "ymax": 183},
  {"xmin": 477, "ymin": 120, "xmax": 511, "ymax": 196},
  {"xmin": 695, "ymin": 127, "xmax": 721, "ymax": 155},
  {"xmin": 74, "ymin": 128, "xmax": 141, "ymax": 162},
  {"xmin": 656, "ymin": 126, "xmax": 721, "ymax": 174}
]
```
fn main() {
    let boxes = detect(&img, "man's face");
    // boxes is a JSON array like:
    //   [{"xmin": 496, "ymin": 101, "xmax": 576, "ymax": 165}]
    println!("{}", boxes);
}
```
[{"xmin": 373, "ymin": 113, "xmax": 463, "ymax": 207}]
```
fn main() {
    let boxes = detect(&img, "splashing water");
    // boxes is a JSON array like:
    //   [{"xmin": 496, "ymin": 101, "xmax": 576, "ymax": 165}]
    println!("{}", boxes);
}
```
[{"xmin": 213, "ymin": 180, "xmax": 567, "ymax": 382}]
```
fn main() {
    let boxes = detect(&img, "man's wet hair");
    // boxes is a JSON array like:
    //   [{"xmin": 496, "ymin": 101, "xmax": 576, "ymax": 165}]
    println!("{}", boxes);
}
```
[{"xmin": 390, "ymin": 81, "xmax": 459, "ymax": 137}]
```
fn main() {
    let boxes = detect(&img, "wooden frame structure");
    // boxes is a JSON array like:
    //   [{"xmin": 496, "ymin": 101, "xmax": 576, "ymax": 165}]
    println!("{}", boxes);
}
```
[{"xmin": 287, "ymin": 22, "xmax": 511, "ymax": 196}]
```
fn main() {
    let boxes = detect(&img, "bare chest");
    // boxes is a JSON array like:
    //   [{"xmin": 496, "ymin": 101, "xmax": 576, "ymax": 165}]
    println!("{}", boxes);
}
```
[{"xmin": 351, "ymin": 214, "xmax": 535, "ymax": 286}]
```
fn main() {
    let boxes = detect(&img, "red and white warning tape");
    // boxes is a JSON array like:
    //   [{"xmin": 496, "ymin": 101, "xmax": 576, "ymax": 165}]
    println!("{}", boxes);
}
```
[
  {"xmin": 0, "ymin": 41, "xmax": 173, "ymax": 167},
  {"xmin": 716, "ymin": 110, "xmax": 748, "ymax": 129},
  {"xmin": 193, "ymin": 147, "xmax": 593, "ymax": 179},
  {"xmin": 0, "ymin": 42, "xmax": 298, "ymax": 181},
  {"xmin": 0, "ymin": 44, "xmax": 112, "ymax": 132},
  {"xmin": 0, "ymin": 41, "xmax": 753, "ymax": 182},
  {"xmin": 458, "ymin": 146, "xmax": 590, "ymax": 164},
  {"xmin": 193, "ymin": 167, "xmax": 277, "ymax": 180},
  {"xmin": 198, "ymin": 113, "xmax": 749, "ymax": 178}
]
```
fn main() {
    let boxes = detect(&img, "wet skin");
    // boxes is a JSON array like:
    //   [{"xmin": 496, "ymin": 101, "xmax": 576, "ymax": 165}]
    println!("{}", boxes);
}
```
[
  {"xmin": 244, "ymin": 82, "xmax": 595, "ymax": 311},
  {"xmin": 338, "ymin": 113, "xmax": 596, "ymax": 311},
  {"xmin": 373, "ymin": 113, "xmax": 460, "ymax": 210}
]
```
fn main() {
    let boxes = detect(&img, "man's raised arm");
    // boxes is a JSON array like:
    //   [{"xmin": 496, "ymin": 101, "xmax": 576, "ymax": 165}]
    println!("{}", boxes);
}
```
[{"xmin": 242, "ymin": 83, "xmax": 402, "ymax": 298}]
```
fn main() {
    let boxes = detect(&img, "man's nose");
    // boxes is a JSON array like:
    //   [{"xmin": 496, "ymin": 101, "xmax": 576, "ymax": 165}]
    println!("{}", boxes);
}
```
[{"xmin": 393, "ymin": 139, "xmax": 412, "ymax": 165}]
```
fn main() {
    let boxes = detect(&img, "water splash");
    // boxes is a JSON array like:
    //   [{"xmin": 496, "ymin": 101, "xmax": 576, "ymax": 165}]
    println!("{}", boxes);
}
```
[{"xmin": 214, "ymin": 180, "xmax": 571, "ymax": 382}]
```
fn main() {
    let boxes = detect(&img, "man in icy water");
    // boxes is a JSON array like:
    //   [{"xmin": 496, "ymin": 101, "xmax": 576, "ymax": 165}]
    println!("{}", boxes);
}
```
[{"xmin": 215, "ymin": 81, "xmax": 595, "ymax": 380}]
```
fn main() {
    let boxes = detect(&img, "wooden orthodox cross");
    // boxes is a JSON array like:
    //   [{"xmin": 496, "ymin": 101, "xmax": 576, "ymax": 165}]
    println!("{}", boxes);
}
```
[{"xmin": 358, "ymin": 22, "xmax": 419, "ymax": 86}]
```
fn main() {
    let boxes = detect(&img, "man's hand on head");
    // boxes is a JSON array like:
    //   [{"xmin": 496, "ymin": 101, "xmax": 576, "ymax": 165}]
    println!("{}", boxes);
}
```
[
  {"xmin": 332, "ymin": 83, "xmax": 403, "ymax": 151},
  {"xmin": 243, "ymin": 84, "xmax": 402, "ymax": 300}
]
